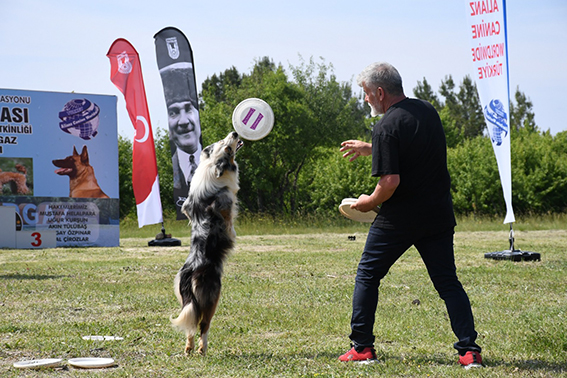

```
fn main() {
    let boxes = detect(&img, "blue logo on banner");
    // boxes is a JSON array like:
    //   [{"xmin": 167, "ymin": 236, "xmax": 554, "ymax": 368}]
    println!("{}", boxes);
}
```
[
  {"xmin": 58, "ymin": 98, "xmax": 100, "ymax": 140},
  {"xmin": 484, "ymin": 99, "xmax": 508, "ymax": 146}
]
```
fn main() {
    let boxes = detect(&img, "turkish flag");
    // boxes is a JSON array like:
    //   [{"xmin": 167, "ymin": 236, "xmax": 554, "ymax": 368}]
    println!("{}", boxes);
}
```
[{"xmin": 107, "ymin": 38, "xmax": 163, "ymax": 227}]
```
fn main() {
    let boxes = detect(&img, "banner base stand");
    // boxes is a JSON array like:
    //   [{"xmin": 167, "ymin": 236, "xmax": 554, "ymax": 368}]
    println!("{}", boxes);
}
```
[
  {"xmin": 148, "ymin": 237, "xmax": 181, "ymax": 247},
  {"xmin": 484, "ymin": 223, "xmax": 540, "ymax": 262},
  {"xmin": 147, "ymin": 223, "xmax": 182, "ymax": 247},
  {"xmin": 484, "ymin": 250, "xmax": 541, "ymax": 261}
]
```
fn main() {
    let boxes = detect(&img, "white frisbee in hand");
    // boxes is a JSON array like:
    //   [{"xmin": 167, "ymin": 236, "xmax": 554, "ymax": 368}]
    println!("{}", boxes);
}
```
[
  {"xmin": 232, "ymin": 98, "xmax": 274, "ymax": 140},
  {"xmin": 339, "ymin": 198, "xmax": 379, "ymax": 223}
]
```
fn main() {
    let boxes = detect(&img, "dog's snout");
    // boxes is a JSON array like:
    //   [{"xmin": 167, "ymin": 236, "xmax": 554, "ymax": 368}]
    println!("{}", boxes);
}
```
[{"xmin": 231, "ymin": 131, "xmax": 238, "ymax": 138}]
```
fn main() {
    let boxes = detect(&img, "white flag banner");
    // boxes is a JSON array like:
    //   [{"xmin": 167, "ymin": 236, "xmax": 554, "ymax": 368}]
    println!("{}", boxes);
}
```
[{"xmin": 466, "ymin": 0, "xmax": 515, "ymax": 224}]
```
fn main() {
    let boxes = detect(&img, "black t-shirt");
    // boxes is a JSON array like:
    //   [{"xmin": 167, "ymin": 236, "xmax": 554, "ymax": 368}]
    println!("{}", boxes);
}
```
[{"xmin": 371, "ymin": 98, "xmax": 456, "ymax": 230}]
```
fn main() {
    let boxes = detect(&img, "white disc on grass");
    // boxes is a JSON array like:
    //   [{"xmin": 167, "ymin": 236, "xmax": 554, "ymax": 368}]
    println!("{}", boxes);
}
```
[
  {"xmin": 13, "ymin": 358, "xmax": 63, "ymax": 369},
  {"xmin": 232, "ymin": 98, "xmax": 274, "ymax": 140},
  {"xmin": 68, "ymin": 357, "xmax": 115, "ymax": 369},
  {"xmin": 82, "ymin": 335, "xmax": 124, "ymax": 341}
]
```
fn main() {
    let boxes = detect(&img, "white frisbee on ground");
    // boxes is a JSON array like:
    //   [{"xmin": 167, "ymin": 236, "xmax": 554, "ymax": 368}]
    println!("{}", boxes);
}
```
[
  {"xmin": 68, "ymin": 357, "xmax": 115, "ymax": 369},
  {"xmin": 82, "ymin": 335, "xmax": 124, "ymax": 341},
  {"xmin": 13, "ymin": 358, "xmax": 63, "ymax": 369},
  {"xmin": 339, "ymin": 198, "xmax": 379, "ymax": 223},
  {"xmin": 232, "ymin": 98, "xmax": 274, "ymax": 140}
]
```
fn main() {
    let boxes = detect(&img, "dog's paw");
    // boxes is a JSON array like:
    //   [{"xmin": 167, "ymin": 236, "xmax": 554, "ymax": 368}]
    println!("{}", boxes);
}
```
[{"xmin": 184, "ymin": 336, "xmax": 195, "ymax": 356}]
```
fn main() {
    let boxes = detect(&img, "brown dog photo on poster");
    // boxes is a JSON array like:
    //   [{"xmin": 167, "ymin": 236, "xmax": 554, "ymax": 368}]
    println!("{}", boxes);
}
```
[
  {"xmin": 52, "ymin": 146, "xmax": 109, "ymax": 198},
  {"xmin": 0, "ymin": 160, "xmax": 31, "ymax": 195}
]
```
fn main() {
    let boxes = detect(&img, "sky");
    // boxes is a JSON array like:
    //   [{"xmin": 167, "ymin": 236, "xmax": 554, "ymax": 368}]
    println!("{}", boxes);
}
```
[{"xmin": 2, "ymin": 0, "xmax": 566, "ymax": 141}]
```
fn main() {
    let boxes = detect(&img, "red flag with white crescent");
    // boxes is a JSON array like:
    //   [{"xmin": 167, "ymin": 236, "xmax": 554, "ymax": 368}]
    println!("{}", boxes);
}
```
[{"xmin": 107, "ymin": 38, "xmax": 163, "ymax": 227}]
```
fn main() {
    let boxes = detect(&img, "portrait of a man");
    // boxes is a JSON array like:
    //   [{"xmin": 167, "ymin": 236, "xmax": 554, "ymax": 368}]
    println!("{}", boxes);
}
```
[{"xmin": 159, "ymin": 62, "xmax": 203, "ymax": 217}]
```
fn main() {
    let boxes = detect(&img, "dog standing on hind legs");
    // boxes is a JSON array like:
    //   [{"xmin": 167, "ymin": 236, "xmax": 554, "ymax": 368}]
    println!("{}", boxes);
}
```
[{"xmin": 171, "ymin": 131, "xmax": 243, "ymax": 356}]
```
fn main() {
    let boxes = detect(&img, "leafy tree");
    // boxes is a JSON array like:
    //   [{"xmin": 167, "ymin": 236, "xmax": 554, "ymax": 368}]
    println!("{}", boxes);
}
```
[
  {"xmin": 117, "ymin": 135, "xmax": 135, "ymax": 218},
  {"xmin": 199, "ymin": 56, "xmax": 367, "ymax": 213},
  {"xmin": 413, "ymin": 77, "xmax": 441, "ymax": 110},
  {"xmin": 438, "ymin": 75, "xmax": 485, "ymax": 140},
  {"xmin": 198, "ymin": 64, "xmax": 565, "ymax": 217},
  {"xmin": 300, "ymin": 145, "xmax": 376, "ymax": 216},
  {"xmin": 416, "ymin": 77, "xmax": 540, "ymax": 143},
  {"xmin": 154, "ymin": 128, "xmax": 176, "ymax": 215},
  {"xmin": 116, "ymin": 64, "xmax": 566, "ymax": 219},
  {"xmin": 510, "ymin": 128, "xmax": 567, "ymax": 213},
  {"xmin": 510, "ymin": 86, "xmax": 537, "ymax": 133},
  {"xmin": 438, "ymin": 106, "xmax": 465, "ymax": 148},
  {"xmin": 447, "ymin": 137, "xmax": 503, "ymax": 216},
  {"xmin": 446, "ymin": 129, "xmax": 567, "ymax": 217},
  {"xmin": 288, "ymin": 57, "xmax": 368, "ymax": 211},
  {"xmin": 200, "ymin": 66, "xmax": 242, "ymax": 106},
  {"xmin": 456, "ymin": 76, "xmax": 486, "ymax": 138}
]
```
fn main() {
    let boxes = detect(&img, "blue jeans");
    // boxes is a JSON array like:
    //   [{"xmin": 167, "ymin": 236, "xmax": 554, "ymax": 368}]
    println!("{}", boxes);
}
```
[{"xmin": 349, "ymin": 226, "xmax": 481, "ymax": 355}]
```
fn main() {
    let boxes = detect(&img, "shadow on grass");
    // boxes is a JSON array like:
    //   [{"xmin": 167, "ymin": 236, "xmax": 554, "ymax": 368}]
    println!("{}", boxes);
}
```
[
  {"xmin": 360, "ymin": 352, "xmax": 567, "ymax": 374},
  {"xmin": 0, "ymin": 273, "xmax": 69, "ymax": 280},
  {"xmin": 487, "ymin": 358, "xmax": 567, "ymax": 374}
]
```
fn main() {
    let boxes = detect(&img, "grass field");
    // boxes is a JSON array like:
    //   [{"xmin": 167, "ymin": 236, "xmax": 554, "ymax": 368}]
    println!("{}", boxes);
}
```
[{"xmin": 0, "ymin": 216, "xmax": 566, "ymax": 377}]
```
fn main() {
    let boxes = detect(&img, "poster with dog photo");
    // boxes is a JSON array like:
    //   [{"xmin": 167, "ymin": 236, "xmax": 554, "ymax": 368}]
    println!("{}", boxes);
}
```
[{"xmin": 0, "ymin": 88, "xmax": 119, "ymax": 247}]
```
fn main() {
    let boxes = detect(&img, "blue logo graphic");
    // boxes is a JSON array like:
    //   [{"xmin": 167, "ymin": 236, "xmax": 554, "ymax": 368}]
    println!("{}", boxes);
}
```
[
  {"xmin": 59, "ymin": 98, "xmax": 100, "ymax": 140},
  {"xmin": 484, "ymin": 99, "xmax": 508, "ymax": 146}
]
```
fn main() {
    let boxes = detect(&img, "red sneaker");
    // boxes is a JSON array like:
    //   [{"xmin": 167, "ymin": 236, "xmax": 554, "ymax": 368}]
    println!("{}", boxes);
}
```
[
  {"xmin": 459, "ymin": 351, "xmax": 483, "ymax": 369},
  {"xmin": 338, "ymin": 346, "xmax": 378, "ymax": 364}
]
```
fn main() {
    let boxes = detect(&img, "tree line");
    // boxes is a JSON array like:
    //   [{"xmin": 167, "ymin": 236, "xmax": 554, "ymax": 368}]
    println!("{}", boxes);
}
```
[{"xmin": 118, "ymin": 57, "xmax": 567, "ymax": 220}]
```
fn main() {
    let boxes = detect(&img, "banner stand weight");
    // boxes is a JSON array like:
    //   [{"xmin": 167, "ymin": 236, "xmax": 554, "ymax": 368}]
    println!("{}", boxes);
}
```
[
  {"xmin": 484, "ymin": 224, "xmax": 541, "ymax": 262},
  {"xmin": 148, "ymin": 222, "xmax": 181, "ymax": 247}
]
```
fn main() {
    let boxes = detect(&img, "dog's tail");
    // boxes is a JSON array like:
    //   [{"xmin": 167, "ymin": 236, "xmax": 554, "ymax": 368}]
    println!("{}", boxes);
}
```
[
  {"xmin": 170, "ymin": 302, "xmax": 200, "ymax": 335},
  {"xmin": 173, "ymin": 271, "xmax": 183, "ymax": 306},
  {"xmin": 171, "ymin": 271, "xmax": 201, "ymax": 335}
]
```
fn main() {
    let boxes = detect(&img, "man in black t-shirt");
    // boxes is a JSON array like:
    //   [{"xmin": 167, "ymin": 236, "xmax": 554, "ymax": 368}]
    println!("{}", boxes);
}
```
[{"xmin": 338, "ymin": 62, "xmax": 482, "ymax": 369}]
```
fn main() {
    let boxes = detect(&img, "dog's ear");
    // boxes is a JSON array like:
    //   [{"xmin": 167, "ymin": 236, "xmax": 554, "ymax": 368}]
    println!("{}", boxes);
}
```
[
  {"xmin": 73, "ymin": 146, "xmax": 79, "ymax": 156},
  {"xmin": 202, "ymin": 144, "xmax": 213, "ymax": 159},
  {"xmin": 215, "ymin": 158, "xmax": 227, "ymax": 178},
  {"xmin": 80, "ymin": 146, "xmax": 89, "ymax": 164}
]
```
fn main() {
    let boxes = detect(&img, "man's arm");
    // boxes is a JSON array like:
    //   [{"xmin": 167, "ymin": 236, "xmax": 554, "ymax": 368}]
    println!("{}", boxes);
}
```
[{"xmin": 351, "ymin": 174, "xmax": 400, "ymax": 212}]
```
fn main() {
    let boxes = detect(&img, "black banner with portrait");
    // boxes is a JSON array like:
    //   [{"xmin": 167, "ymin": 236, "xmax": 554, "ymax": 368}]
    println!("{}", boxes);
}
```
[{"xmin": 154, "ymin": 27, "xmax": 202, "ymax": 220}]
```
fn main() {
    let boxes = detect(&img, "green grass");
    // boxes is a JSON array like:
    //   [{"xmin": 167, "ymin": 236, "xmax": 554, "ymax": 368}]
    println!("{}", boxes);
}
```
[
  {"xmin": 1, "ymin": 217, "xmax": 566, "ymax": 376},
  {"xmin": 120, "ymin": 212, "xmax": 567, "ymax": 239}
]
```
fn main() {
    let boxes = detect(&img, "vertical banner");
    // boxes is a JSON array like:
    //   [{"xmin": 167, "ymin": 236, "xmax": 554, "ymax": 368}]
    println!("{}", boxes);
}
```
[
  {"xmin": 107, "ymin": 38, "xmax": 163, "ymax": 228},
  {"xmin": 154, "ymin": 27, "xmax": 203, "ymax": 220},
  {"xmin": 466, "ymin": 0, "xmax": 515, "ymax": 224}
]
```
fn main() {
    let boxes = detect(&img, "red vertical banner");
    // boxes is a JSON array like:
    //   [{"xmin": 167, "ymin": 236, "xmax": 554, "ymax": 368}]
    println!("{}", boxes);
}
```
[{"xmin": 107, "ymin": 38, "xmax": 163, "ymax": 227}]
